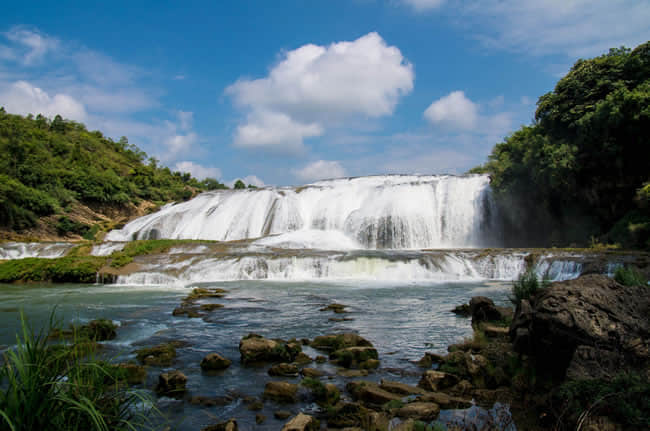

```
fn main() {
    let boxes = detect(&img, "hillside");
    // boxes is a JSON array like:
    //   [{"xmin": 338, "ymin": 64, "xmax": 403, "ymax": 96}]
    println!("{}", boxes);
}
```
[
  {"xmin": 0, "ymin": 109, "xmax": 227, "ymax": 241},
  {"xmin": 474, "ymin": 41, "xmax": 650, "ymax": 249}
]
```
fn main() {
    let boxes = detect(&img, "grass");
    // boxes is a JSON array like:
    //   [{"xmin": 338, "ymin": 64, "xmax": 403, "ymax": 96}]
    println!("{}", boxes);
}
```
[
  {"xmin": 0, "ymin": 312, "xmax": 159, "ymax": 431},
  {"xmin": 510, "ymin": 269, "xmax": 551, "ymax": 305},
  {"xmin": 0, "ymin": 256, "xmax": 107, "ymax": 283},
  {"xmin": 613, "ymin": 266, "xmax": 647, "ymax": 287}
]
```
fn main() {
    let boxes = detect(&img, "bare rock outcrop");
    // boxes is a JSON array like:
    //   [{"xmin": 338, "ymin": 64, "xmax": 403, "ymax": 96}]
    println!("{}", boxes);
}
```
[{"xmin": 509, "ymin": 274, "xmax": 650, "ymax": 380}]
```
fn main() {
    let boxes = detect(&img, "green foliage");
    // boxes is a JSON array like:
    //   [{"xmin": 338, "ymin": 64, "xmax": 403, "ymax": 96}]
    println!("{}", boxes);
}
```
[
  {"xmin": 0, "ymin": 313, "xmax": 157, "ymax": 431},
  {"xmin": 510, "ymin": 269, "xmax": 551, "ymax": 305},
  {"xmin": 477, "ymin": 41, "xmax": 650, "ymax": 247},
  {"xmin": 0, "ymin": 110, "xmax": 229, "ymax": 232},
  {"xmin": 55, "ymin": 216, "xmax": 90, "ymax": 237},
  {"xmin": 555, "ymin": 373, "xmax": 650, "ymax": 429},
  {"xmin": 0, "ymin": 256, "xmax": 106, "ymax": 283},
  {"xmin": 613, "ymin": 266, "xmax": 647, "ymax": 286},
  {"xmin": 233, "ymin": 179, "xmax": 246, "ymax": 189}
]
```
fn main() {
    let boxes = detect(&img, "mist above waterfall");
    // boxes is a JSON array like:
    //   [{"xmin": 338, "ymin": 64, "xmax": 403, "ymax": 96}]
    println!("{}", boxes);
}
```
[{"xmin": 106, "ymin": 174, "xmax": 502, "ymax": 249}]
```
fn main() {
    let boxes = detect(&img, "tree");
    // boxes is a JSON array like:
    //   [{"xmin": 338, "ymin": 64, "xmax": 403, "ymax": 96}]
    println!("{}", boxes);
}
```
[
  {"xmin": 234, "ymin": 179, "xmax": 246, "ymax": 189},
  {"xmin": 478, "ymin": 41, "xmax": 650, "ymax": 247}
]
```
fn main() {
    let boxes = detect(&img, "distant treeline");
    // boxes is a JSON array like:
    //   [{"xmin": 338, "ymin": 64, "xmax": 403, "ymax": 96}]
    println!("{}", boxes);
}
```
[
  {"xmin": 473, "ymin": 41, "xmax": 649, "ymax": 249},
  {"xmin": 0, "ymin": 110, "xmax": 227, "ymax": 231}
]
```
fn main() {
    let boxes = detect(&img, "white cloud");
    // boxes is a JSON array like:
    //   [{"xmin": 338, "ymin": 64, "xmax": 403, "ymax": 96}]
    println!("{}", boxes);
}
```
[
  {"xmin": 174, "ymin": 161, "xmax": 221, "ymax": 180},
  {"xmin": 163, "ymin": 133, "xmax": 197, "ymax": 159},
  {"xmin": 424, "ymin": 91, "xmax": 478, "ymax": 131},
  {"xmin": 294, "ymin": 160, "xmax": 347, "ymax": 182},
  {"xmin": 177, "ymin": 110, "xmax": 193, "ymax": 131},
  {"xmin": 465, "ymin": 1, "xmax": 649, "ymax": 58},
  {"xmin": 234, "ymin": 110, "xmax": 323, "ymax": 153},
  {"xmin": 227, "ymin": 32, "xmax": 413, "ymax": 153},
  {"xmin": 4, "ymin": 27, "xmax": 58, "ymax": 64},
  {"xmin": 400, "ymin": 0, "xmax": 445, "ymax": 12},
  {"xmin": 0, "ymin": 80, "xmax": 87, "ymax": 121}
]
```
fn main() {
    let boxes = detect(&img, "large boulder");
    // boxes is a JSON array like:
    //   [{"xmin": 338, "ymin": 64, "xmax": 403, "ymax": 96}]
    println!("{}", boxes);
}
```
[
  {"xmin": 509, "ymin": 274, "xmax": 650, "ymax": 380},
  {"xmin": 281, "ymin": 413, "xmax": 319, "ymax": 431},
  {"xmin": 201, "ymin": 353, "xmax": 231, "ymax": 370},
  {"xmin": 396, "ymin": 402, "xmax": 440, "ymax": 421},
  {"xmin": 469, "ymin": 296, "xmax": 512, "ymax": 326},
  {"xmin": 239, "ymin": 334, "xmax": 301, "ymax": 364}
]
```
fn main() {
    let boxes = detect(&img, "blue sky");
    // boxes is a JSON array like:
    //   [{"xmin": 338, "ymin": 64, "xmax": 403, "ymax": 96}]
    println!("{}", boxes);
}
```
[{"xmin": 1, "ymin": 1, "xmax": 648, "ymax": 186}]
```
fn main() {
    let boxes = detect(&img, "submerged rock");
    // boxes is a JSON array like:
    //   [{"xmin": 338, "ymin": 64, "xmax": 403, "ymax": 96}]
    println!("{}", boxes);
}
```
[
  {"xmin": 201, "ymin": 353, "xmax": 232, "ymax": 370},
  {"xmin": 274, "ymin": 410, "xmax": 292, "ymax": 420},
  {"xmin": 451, "ymin": 303, "xmax": 471, "ymax": 316},
  {"xmin": 509, "ymin": 274, "xmax": 650, "ymax": 380},
  {"xmin": 263, "ymin": 381, "xmax": 299, "ymax": 403},
  {"xmin": 310, "ymin": 333, "xmax": 373, "ymax": 352},
  {"xmin": 268, "ymin": 363, "xmax": 299, "ymax": 377},
  {"xmin": 202, "ymin": 418, "xmax": 238, "ymax": 431},
  {"xmin": 320, "ymin": 303, "xmax": 347, "ymax": 313},
  {"xmin": 379, "ymin": 379, "xmax": 426, "ymax": 396},
  {"xmin": 156, "ymin": 370, "xmax": 187, "ymax": 397},
  {"xmin": 116, "ymin": 363, "xmax": 146, "ymax": 385}
]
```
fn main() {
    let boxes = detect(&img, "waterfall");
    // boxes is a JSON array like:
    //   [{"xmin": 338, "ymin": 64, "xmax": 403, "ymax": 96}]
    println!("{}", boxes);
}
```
[{"xmin": 106, "ymin": 174, "xmax": 501, "ymax": 249}]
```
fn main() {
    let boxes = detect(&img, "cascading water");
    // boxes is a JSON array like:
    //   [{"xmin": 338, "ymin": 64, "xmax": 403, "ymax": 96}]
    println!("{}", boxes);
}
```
[{"xmin": 106, "ymin": 175, "xmax": 501, "ymax": 249}]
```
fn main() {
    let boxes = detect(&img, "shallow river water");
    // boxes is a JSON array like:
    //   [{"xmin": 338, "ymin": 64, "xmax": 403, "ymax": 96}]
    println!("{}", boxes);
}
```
[{"xmin": 0, "ymin": 280, "xmax": 515, "ymax": 430}]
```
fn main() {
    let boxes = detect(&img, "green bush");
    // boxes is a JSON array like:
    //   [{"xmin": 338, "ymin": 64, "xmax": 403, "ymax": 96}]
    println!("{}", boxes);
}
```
[
  {"xmin": 510, "ymin": 269, "xmax": 550, "ymax": 305},
  {"xmin": 556, "ymin": 373, "xmax": 650, "ymax": 429},
  {"xmin": 613, "ymin": 266, "xmax": 647, "ymax": 286},
  {"xmin": 0, "ymin": 313, "xmax": 158, "ymax": 431}
]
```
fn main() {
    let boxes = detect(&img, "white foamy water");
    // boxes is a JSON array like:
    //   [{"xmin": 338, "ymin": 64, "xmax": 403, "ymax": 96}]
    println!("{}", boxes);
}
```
[
  {"xmin": 90, "ymin": 242, "xmax": 126, "ymax": 256},
  {"xmin": 0, "ymin": 242, "xmax": 74, "ymax": 259},
  {"xmin": 107, "ymin": 175, "xmax": 501, "ymax": 249},
  {"xmin": 115, "ymin": 251, "xmax": 585, "ymax": 285}
]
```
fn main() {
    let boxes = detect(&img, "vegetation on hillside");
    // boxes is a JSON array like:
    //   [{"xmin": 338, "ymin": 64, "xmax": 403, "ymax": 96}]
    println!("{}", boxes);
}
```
[
  {"xmin": 474, "ymin": 42, "xmax": 650, "ymax": 248},
  {"xmin": 0, "ymin": 109, "xmax": 227, "ymax": 233}
]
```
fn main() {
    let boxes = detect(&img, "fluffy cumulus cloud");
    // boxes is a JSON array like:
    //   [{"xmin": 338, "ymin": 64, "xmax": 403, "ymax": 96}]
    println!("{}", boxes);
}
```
[
  {"xmin": 234, "ymin": 110, "xmax": 323, "ymax": 153},
  {"xmin": 0, "ymin": 80, "xmax": 87, "ymax": 121},
  {"xmin": 227, "ymin": 32, "xmax": 414, "ymax": 154},
  {"xmin": 174, "ymin": 161, "xmax": 221, "ymax": 180},
  {"xmin": 293, "ymin": 160, "xmax": 347, "ymax": 182},
  {"xmin": 423, "ymin": 91, "xmax": 478, "ymax": 131}
]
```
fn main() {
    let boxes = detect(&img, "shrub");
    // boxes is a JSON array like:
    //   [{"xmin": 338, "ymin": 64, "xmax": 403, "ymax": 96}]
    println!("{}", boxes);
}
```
[
  {"xmin": 510, "ymin": 269, "xmax": 550, "ymax": 305},
  {"xmin": 555, "ymin": 373, "xmax": 650, "ymax": 429},
  {"xmin": 0, "ymin": 313, "xmax": 157, "ymax": 431},
  {"xmin": 613, "ymin": 266, "xmax": 647, "ymax": 287}
]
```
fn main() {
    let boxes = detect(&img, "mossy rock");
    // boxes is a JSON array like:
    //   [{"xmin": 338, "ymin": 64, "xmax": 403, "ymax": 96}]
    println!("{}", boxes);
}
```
[
  {"xmin": 135, "ymin": 343, "xmax": 176, "ymax": 366},
  {"xmin": 330, "ymin": 346, "xmax": 378, "ymax": 368}
]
